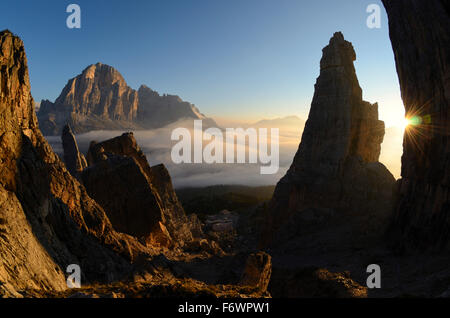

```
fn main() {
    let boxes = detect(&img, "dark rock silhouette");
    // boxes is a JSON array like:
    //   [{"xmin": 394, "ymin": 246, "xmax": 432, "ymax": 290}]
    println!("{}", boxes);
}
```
[
  {"xmin": 82, "ymin": 132, "xmax": 212, "ymax": 251},
  {"xmin": 382, "ymin": 0, "xmax": 450, "ymax": 250},
  {"xmin": 61, "ymin": 124, "xmax": 87, "ymax": 179},
  {"xmin": 86, "ymin": 132, "xmax": 152, "ymax": 174},
  {"xmin": 240, "ymin": 252, "xmax": 272, "ymax": 293},
  {"xmin": 37, "ymin": 63, "xmax": 215, "ymax": 135},
  {"xmin": 270, "ymin": 267, "xmax": 367, "ymax": 298},
  {"xmin": 263, "ymin": 32, "xmax": 396, "ymax": 246},
  {"xmin": 81, "ymin": 153, "xmax": 172, "ymax": 247}
]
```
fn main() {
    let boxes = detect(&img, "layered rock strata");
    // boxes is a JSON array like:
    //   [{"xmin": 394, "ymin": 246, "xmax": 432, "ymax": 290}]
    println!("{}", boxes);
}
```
[{"xmin": 37, "ymin": 63, "xmax": 215, "ymax": 135}]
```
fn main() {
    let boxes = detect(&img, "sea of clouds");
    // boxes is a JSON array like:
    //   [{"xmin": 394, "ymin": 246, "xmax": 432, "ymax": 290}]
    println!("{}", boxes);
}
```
[
  {"xmin": 45, "ymin": 117, "xmax": 402, "ymax": 188},
  {"xmin": 45, "ymin": 118, "xmax": 303, "ymax": 188}
]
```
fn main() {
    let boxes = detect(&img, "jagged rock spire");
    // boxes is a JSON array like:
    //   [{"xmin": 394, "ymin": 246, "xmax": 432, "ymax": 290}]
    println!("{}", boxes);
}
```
[
  {"xmin": 262, "ymin": 32, "xmax": 395, "ymax": 247},
  {"xmin": 290, "ymin": 32, "xmax": 384, "ymax": 178},
  {"xmin": 61, "ymin": 123, "xmax": 87, "ymax": 178}
]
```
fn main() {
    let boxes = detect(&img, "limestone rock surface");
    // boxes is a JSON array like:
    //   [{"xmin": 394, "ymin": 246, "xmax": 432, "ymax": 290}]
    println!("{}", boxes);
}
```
[{"xmin": 37, "ymin": 64, "xmax": 216, "ymax": 135}]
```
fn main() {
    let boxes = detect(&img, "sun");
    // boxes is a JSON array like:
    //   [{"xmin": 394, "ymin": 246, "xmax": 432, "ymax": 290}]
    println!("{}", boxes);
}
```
[{"xmin": 400, "ymin": 117, "xmax": 411, "ymax": 130}]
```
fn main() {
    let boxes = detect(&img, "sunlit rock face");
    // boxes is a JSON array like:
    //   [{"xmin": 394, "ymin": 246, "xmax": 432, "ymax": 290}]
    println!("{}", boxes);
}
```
[
  {"xmin": 262, "ymin": 32, "xmax": 395, "ymax": 246},
  {"xmin": 37, "ymin": 64, "xmax": 215, "ymax": 135},
  {"xmin": 38, "ymin": 63, "xmax": 140, "ymax": 135},
  {"xmin": 382, "ymin": 0, "xmax": 450, "ymax": 250},
  {"xmin": 0, "ymin": 30, "xmax": 150, "ymax": 297}
]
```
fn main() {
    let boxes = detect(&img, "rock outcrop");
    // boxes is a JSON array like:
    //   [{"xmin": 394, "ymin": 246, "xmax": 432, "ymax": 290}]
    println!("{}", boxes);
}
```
[
  {"xmin": 81, "ymin": 132, "xmax": 206, "ymax": 249},
  {"xmin": 262, "ymin": 32, "xmax": 396, "ymax": 246},
  {"xmin": 270, "ymin": 267, "xmax": 368, "ymax": 298},
  {"xmin": 0, "ymin": 30, "xmax": 152, "ymax": 297},
  {"xmin": 37, "ymin": 63, "xmax": 215, "ymax": 135},
  {"xmin": 81, "ymin": 153, "xmax": 171, "ymax": 247},
  {"xmin": 62, "ymin": 124, "xmax": 87, "ymax": 179},
  {"xmin": 382, "ymin": 0, "xmax": 450, "ymax": 250},
  {"xmin": 240, "ymin": 252, "xmax": 272, "ymax": 293}
]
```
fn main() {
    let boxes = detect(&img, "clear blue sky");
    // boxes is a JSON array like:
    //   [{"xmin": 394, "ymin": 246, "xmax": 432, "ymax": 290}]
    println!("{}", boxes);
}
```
[{"xmin": 0, "ymin": 0, "xmax": 404, "ymax": 126}]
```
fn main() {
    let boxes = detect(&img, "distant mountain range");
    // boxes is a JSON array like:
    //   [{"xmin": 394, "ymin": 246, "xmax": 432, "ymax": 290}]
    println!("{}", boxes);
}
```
[
  {"xmin": 252, "ymin": 115, "xmax": 305, "ymax": 128},
  {"xmin": 37, "ymin": 63, "xmax": 216, "ymax": 135}
]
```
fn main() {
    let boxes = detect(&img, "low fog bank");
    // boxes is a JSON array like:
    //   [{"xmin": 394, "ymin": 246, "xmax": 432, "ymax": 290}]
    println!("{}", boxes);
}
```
[
  {"xmin": 45, "ymin": 118, "xmax": 302, "ymax": 188},
  {"xmin": 44, "ymin": 117, "xmax": 403, "ymax": 188}
]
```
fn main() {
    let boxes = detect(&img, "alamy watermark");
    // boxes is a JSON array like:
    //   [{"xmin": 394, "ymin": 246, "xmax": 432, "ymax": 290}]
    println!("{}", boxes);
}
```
[
  {"xmin": 66, "ymin": 264, "xmax": 81, "ymax": 288},
  {"xmin": 171, "ymin": 120, "xmax": 279, "ymax": 175},
  {"xmin": 366, "ymin": 4, "xmax": 381, "ymax": 29},
  {"xmin": 66, "ymin": 4, "xmax": 81, "ymax": 29},
  {"xmin": 366, "ymin": 264, "xmax": 381, "ymax": 288}
]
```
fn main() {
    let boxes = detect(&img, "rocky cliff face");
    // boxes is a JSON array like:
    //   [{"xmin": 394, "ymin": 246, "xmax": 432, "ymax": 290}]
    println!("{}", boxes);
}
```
[
  {"xmin": 263, "ymin": 32, "xmax": 396, "ymax": 246},
  {"xmin": 38, "ymin": 63, "xmax": 139, "ymax": 135},
  {"xmin": 382, "ymin": 0, "xmax": 450, "ymax": 250},
  {"xmin": 0, "ymin": 30, "xmax": 154, "ymax": 297},
  {"xmin": 37, "ymin": 64, "xmax": 215, "ymax": 135}
]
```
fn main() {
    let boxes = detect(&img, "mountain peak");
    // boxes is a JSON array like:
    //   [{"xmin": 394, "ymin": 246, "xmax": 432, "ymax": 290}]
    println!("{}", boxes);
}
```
[
  {"xmin": 0, "ymin": 29, "xmax": 14, "ymax": 36},
  {"xmin": 37, "ymin": 64, "xmax": 215, "ymax": 135},
  {"xmin": 80, "ymin": 62, "xmax": 125, "ymax": 83},
  {"xmin": 320, "ymin": 32, "xmax": 356, "ymax": 71}
]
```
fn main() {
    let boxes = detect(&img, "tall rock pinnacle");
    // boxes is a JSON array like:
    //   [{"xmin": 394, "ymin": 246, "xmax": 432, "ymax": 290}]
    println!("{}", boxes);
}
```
[
  {"xmin": 290, "ymin": 32, "xmax": 384, "ymax": 177},
  {"xmin": 262, "ymin": 32, "xmax": 395, "ymax": 246},
  {"xmin": 61, "ymin": 124, "xmax": 87, "ymax": 178}
]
